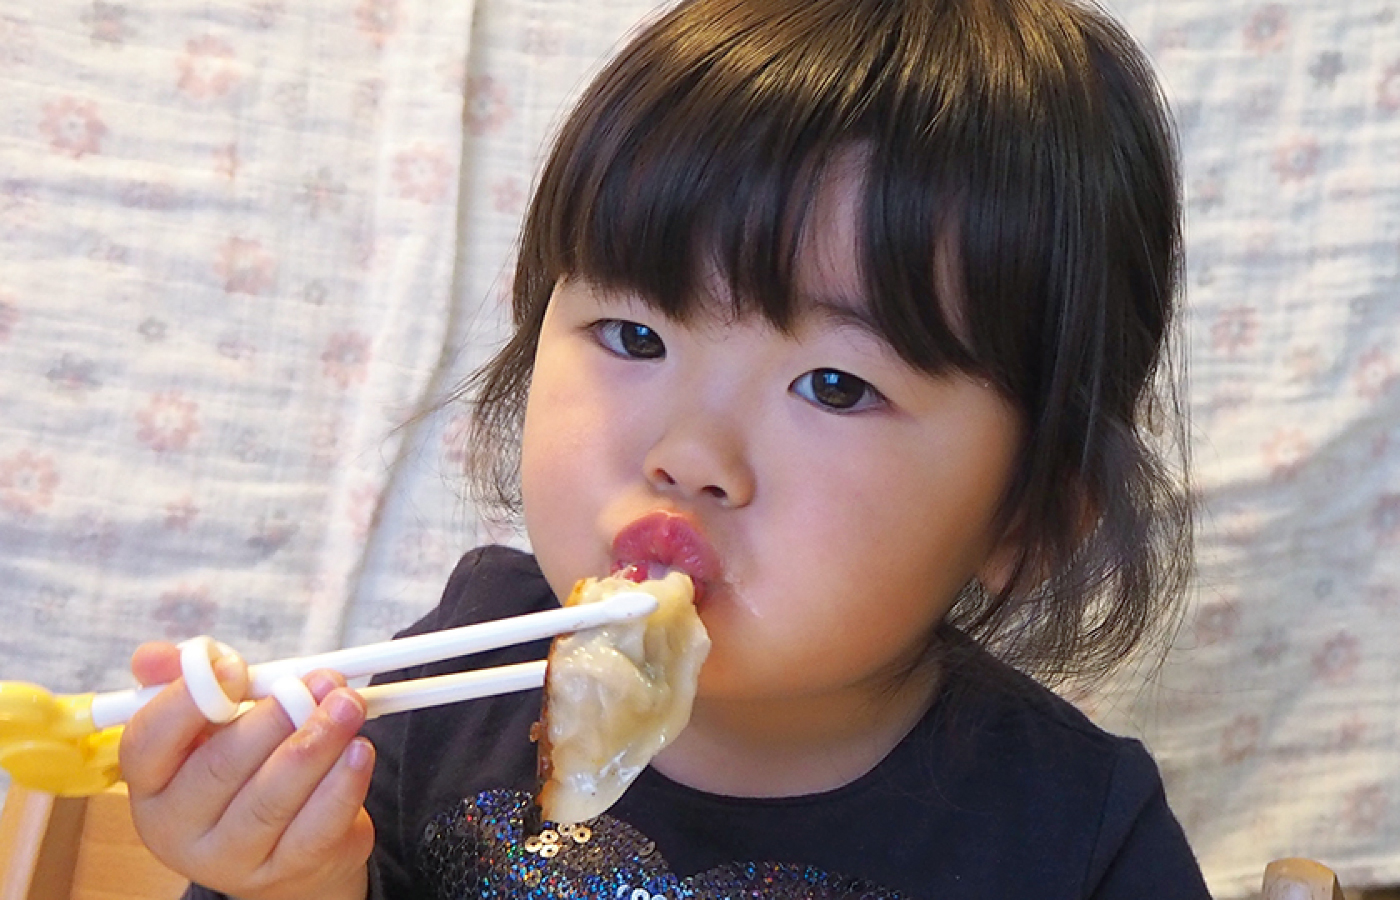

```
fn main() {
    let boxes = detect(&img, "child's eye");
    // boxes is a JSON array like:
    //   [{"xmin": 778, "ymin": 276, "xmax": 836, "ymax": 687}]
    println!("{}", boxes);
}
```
[
  {"xmin": 790, "ymin": 368, "xmax": 884, "ymax": 412},
  {"xmin": 592, "ymin": 319, "xmax": 666, "ymax": 359}
]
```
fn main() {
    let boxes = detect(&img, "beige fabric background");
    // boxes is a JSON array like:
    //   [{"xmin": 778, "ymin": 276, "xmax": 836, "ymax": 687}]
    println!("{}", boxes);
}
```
[{"xmin": 1, "ymin": 1, "xmax": 1398, "ymax": 897}]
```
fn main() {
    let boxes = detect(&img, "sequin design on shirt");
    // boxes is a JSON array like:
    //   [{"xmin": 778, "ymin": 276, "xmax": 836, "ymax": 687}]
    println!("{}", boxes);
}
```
[{"xmin": 417, "ymin": 790, "xmax": 906, "ymax": 899}]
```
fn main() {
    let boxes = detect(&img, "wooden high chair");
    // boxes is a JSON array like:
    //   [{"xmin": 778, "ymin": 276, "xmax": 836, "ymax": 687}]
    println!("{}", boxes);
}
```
[
  {"xmin": 1263, "ymin": 858, "xmax": 1344, "ymax": 899},
  {"xmin": 0, "ymin": 783, "xmax": 186, "ymax": 900}
]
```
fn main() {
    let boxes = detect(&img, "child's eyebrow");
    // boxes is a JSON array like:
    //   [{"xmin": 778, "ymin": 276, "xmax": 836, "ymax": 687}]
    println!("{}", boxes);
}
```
[
  {"xmin": 802, "ymin": 293, "xmax": 970, "ymax": 375},
  {"xmin": 804, "ymin": 296, "xmax": 884, "ymax": 341}
]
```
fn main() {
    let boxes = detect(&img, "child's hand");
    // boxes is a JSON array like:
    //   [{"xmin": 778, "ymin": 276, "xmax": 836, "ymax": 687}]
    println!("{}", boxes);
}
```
[{"xmin": 119, "ymin": 641, "xmax": 376, "ymax": 900}]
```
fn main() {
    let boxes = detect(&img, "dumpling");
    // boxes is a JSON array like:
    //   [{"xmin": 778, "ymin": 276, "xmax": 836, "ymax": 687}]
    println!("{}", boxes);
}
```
[{"xmin": 534, "ymin": 571, "xmax": 710, "ymax": 825}]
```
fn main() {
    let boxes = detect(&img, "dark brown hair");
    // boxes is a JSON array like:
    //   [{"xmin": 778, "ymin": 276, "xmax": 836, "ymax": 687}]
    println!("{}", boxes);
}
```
[{"xmin": 461, "ymin": 0, "xmax": 1191, "ymax": 688}]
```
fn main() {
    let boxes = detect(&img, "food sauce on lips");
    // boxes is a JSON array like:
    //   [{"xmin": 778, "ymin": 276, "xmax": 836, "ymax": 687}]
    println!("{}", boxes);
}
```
[{"xmin": 609, "ymin": 511, "xmax": 722, "ymax": 606}]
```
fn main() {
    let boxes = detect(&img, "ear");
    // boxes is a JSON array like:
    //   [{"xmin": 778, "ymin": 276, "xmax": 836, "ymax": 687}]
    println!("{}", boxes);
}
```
[
  {"xmin": 975, "ymin": 523, "xmax": 1025, "ymax": 597},
  {"xmin": 976, "ymin": 486, "xmax": 1099, "ymax": 596}
]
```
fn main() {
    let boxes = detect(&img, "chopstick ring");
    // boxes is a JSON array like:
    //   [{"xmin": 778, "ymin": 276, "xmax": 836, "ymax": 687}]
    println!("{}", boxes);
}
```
[
  {"xmin": 177, "ymin": 636, "xmax": 319, "ymax": 727},
  {"xmin": 0, "ymin": 591, "xmax": 659, "ymax": 797},
  {"xmin": 179, "ymin": 636, "xmax": 244, "ymax": 723}
]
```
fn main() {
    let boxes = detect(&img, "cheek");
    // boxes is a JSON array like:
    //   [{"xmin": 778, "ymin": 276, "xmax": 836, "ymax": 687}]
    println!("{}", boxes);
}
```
[
  {"xmin": 521, "ymin": 392, "xmax": 593, "ymax": 494},
  {"xmin": 520, "ymin": 343, "xmax": 600, "ymax": 488},
  {"xmin": 762, "ymin": 432, "xmax": 1004, "ymax": 604},
  {"xmin": 519, "ymin": 359, "xmax": 640, "ymax": 586},
  {"xmin": 520, "ymin": 407, "xmax": 597, "ymax": 600},
  {"xmin": 519, "ymin": 363, "xmax": 593, "ymax": 549}
]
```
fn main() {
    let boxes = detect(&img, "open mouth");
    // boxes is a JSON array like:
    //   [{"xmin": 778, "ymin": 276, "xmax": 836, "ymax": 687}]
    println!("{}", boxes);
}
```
[
  {"xmin": 610, "ymin": 511, "xmax": 721, "ymax": 605},
  {"xmin": 612, "ymin": 561, "xmax": 673, "ymax": 582}
]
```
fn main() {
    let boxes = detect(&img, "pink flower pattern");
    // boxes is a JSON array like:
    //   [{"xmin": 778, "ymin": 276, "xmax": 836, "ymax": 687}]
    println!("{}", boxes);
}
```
[
  {"xmin": 1344, "ymin": 784, "xmax": 1390, "ymax": 837},
  {"xmin": 163, "ymin": 496, "xmax": 200, "ymax": 531},
  {"xmin": 392, "ymin": 145, "xmax": 453, "ymax": 203},
  {"xmin": 248, "ymin": 511, "xmax": 297, "ymax": 556},
  {"xmin": 176, "ymin": 35, "xmax": 241, "ymax": 99},
  {"xmin": 215, "ymin": 236, "xmax": 278, "ymax": 295},
  {"xmin": 0, "ymin": 450, "xmax": 60, "ymax": 515},
  {"xmin": 83, "ymin": 2, "xmax": 134, "ymax": 46},
  {"xmin": 1242, "ymin": 4, "xmax": 1289, "ymax": 54},
  {"xmin": 1210, "ymin": 305, "xmax": 1259, "ymax": 355},
  {"xmin": 1312, "ymin": 632, "xmax": 1362, "ymax": 685},
  {"xmin": 39, "ymin": 96, "xmax": 108, "ymax": 158},
  {"xmin": 465, "ymin": 75, "xmax": 511, "ymax": 135},
  {"xmin": 1193, "ymin": 601, "xmax": 1241, "ymax": 645},
  {"xmin": 1220, "ymin": 714, "xmax": 1262, "ymax": 764},
  {"xmin": 1262, "ymin": 427, "xmax": 1310, "ymax": 480},
  {"xmin": 294, "ymin": 167, "xmax": 347, "ymax": 218},
  {"xmin": 135, "ymin": 391, "xmax": 200, "ymax": 452},
  {"xmin": 1273, "ymin": 135, "xmax": 1320, "ymax": 183},
  {"xmin": 1354, "ymin": 348, "xmax": 1398, "ymax": 400},
  {"xmin": 355, "ymin": 0, "xmax": 399, "ymax": 49},
  {"xmin": 321, "ymin": 331, "xmax": 372, "ymax": 388}
]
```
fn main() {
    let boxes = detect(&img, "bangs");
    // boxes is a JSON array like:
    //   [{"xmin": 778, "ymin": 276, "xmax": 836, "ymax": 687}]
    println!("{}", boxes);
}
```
[
  {"xmin": 527, "ymin": 0, "xmax": 986, "ymax": 376},
  {"xmin": 519, "ymin": 0, "xmax": 1174, "ymax": 402}
]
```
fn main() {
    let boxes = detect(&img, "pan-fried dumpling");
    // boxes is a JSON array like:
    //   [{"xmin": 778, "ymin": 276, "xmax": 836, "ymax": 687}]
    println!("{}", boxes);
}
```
[{"xmin": 535, "ymin": 571, "xmax": 710, "ymax": 825}]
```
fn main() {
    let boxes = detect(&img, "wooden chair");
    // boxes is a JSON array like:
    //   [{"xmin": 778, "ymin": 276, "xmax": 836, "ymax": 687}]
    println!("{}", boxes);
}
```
[
  {"xmin": 0, "ymin": 783, "xmax": 187, "ymax": 900},
  {"xmin": 1263, "ymin": 857, "xmax": 1344, "ymax": 900}
]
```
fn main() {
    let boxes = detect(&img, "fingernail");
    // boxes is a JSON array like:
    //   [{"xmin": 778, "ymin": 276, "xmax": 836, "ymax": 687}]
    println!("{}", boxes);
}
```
[
  {"xmin": 214, "ymin": 655, "xmax": 245, "ymax": 686},
  {"xmin": 345, "ymin": 738, "xmax": 373, "ymax": 772},
  {"xmin": 305, "ymin": 671, "xmax": 338, "ymax": 699},
  {"xmin": 326, "ymin": 689, "xmax": 364, "ymax": 726}
]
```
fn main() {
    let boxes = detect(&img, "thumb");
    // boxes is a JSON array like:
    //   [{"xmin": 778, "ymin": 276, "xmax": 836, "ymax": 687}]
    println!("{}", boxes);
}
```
[
  {"xmin": 129, "ymin": 641, "xmax": 250, "ymax": 709},
  {"xmin": 130, "ymin": 641, "xmax": 183, "ymax": 687}
]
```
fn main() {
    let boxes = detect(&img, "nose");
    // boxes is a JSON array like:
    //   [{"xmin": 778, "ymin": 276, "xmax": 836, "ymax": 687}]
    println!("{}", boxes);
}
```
[{"xmin": 643, "ymin": 415, "xmax": 756, "ymax": 508}]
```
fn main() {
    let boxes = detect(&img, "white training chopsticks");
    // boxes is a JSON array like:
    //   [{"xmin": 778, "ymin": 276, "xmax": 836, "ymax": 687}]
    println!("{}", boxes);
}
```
[{"xmin": 88, "ymin": 592, "xmax": 659, "ymax": 730}]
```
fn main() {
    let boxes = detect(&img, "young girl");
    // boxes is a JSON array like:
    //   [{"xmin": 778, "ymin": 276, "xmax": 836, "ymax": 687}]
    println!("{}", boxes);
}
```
[{"xmin": 119, "ymin": 0, "xmax": 1209, "ymax": 897}]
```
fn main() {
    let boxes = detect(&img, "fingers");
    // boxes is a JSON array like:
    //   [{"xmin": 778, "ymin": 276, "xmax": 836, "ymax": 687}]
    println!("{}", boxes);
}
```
[
  {"xmin": 143, "ymin": 669, "xmax": 342, "ymax": 831},
  {"xmin": 124, "ymin": 666, "xmax": 375, "ymax": 897},
  {"xmin": 150, "ymin": 691, "xmax": 301, "ymax": 837},
  {"xmin": 121, "ymin": 652, "xmax": 250, "ymax": 797},
  {"xmin": 200, "ymin": 682, "xmax": 368, "ymax": 870},
  {"xmin": 129, "ymin": 641, "xmax": 184, "ymax": 687},
  {"xmin": 273, "ymin": 736, "xmax": 377, "ymax": 873}
]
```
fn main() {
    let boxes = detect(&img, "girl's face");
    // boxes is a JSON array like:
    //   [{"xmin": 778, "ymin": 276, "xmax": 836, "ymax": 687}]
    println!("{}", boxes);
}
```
[{"xmin": 519, "ymin": 162, "xmax": 1022, "ymax": 714}]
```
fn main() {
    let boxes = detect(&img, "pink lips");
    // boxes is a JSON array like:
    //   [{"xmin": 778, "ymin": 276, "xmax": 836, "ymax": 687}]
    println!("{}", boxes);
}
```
[{"xmin": 610, "ymin": 511, "xmax": 721, "ymax": 603}]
